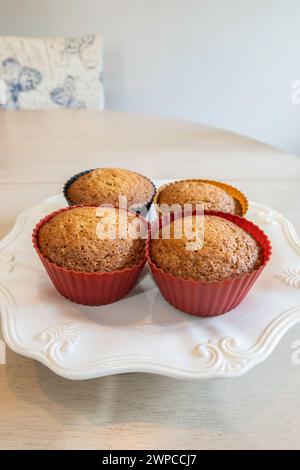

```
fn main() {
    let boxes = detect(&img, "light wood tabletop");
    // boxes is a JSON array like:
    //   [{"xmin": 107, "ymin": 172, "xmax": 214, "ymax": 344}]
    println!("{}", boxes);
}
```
[{"xmin": 0, "ymin": 110, "xmax": 300, "ymax": 450}]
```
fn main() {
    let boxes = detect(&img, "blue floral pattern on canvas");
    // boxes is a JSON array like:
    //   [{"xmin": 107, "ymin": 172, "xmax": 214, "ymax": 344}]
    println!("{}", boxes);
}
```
[
  {"xmin": 50, "ymin": 76, "xmax": 85, "ymax": 108},
  {"xmin": 65, "ymin": 35, "xmax": 95, "ymax": 54},
  {"xmin": 1, "ymin": 57, "xmax": 42, "ymax": 109},
  {"xmin": 0, "ymin": 34, "xmax": 104, "ymax": 109}
]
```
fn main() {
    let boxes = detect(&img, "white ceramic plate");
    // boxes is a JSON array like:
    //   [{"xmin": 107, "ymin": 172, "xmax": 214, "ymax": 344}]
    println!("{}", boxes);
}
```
[{"xmin": 0, "ymin": 181, "xmax": 300, "ymax": 380}]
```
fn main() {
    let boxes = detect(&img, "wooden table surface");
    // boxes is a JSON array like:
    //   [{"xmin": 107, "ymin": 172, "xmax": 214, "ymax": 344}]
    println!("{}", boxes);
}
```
[{"xmin": 1, "ymin": 110, "xmax": 300, "ymax": 450}]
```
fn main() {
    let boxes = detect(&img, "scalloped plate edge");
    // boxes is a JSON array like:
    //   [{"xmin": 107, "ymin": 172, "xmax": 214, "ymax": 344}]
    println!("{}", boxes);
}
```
[{"xmin": 0, "ymin": 197, "xmax": 300, "ymax": 380}]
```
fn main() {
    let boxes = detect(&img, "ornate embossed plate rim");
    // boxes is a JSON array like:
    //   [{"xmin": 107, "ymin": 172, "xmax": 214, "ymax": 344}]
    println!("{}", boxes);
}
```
[{"xmin": 0, "ymin": 195, "xmax": 300, "ymax": 380}]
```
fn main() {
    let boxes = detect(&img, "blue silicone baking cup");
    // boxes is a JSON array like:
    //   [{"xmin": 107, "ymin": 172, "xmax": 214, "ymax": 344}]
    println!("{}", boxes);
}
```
[{"xmin": 63, "ymin": 169, "xmax": 156, "ymax": 215}]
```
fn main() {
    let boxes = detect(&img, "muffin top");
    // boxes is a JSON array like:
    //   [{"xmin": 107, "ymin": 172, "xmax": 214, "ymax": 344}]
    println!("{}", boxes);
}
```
[
  {"xmin": 66, "ymin": 168, "xmax": 155, "ymax": 208},
  {"xmin": 150, "ymin": 215, "xmax": 261, "ymax": 281},
  {"xmin": 158, "ymin": 180, "xmax": 241, "ymax": 214},
  {"xmin": 38, "ymin": 206, "xmax": 147, "ymax": 273}
]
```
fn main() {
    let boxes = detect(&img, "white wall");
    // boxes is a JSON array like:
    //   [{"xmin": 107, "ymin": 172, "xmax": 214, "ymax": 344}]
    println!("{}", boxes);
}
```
[{"xmin": 0, "ymin": 0, "xmax": 299, "ymax": 154}]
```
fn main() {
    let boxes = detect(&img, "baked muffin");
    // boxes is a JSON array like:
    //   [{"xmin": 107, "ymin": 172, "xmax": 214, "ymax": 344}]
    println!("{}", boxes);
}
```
[
  {"xmin": 147, "ymin": 211, "xmax": 271, "ymax": 316},
  {"xmin": 157, "ymin": 180, "xmax": 246, "ymax": 215},
  {"xmin": 151, "ymin": 215, "xmax": 262, "ymax": 282},
  {"xmin": 65, "ymin": 168, "xmax": 155, "ymax": 211},
  {"xmin": 38, "ymin": 206, "xmax": 146, "ymax": 273},
  {"xmin": 34, "ymin": 205, "xmax": 148, "ymax": 305}
]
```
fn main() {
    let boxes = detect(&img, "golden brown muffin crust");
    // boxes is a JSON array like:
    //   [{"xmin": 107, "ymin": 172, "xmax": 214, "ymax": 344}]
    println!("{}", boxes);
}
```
[
  {"xmin": 67, "ymin": 168, "xmax": 154, "ymax": 208},
  {"xmin": 158, "ymin": 180, "xmax": 241, "ymax": 214},
  {"xmin": 151, "ymin": 215, "xmax": 261, "ymax": 281},
  {"xmin": 38, "ymin": 207, "xmax": 146, "ymax": 272}
]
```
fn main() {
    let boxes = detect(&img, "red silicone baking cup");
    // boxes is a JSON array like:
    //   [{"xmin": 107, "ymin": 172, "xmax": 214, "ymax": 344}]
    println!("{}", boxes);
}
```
[
  {"xmin": 147, "ymin": 210, "xmax": 272, "ymax": 317},
  {"xmin": 32, "ymin": 206, "xmax": 149, "ymax": 306}
]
